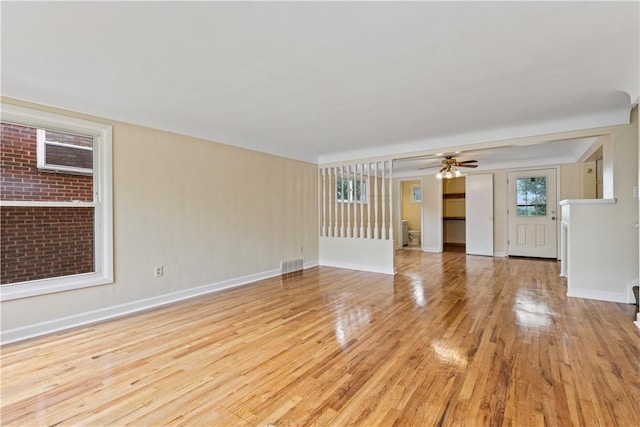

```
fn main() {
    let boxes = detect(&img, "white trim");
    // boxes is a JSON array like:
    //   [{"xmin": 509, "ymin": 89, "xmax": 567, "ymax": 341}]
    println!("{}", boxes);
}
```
[
  {"xmin": 0, "ymin": 200, "xmax": 95, "ymax": 207},
  {"xmin": 422, "ymin": 247, "xmax": 442, "ymax": 253},
  {"xmin": 0, "ymin": 273, "xmax": 113, "ymax": 301},
  {"xmin": 1, "ymin": 261, "xmax": 319, "ymax": 345},
  {"xmin": 0, "ymin": 103, "xmax": 113, "ymax": 300},
  {"xmin": 493, "ymin": 251, "xmax": 506, "ymax": 257},
  {"xmin": 41, "ymin": 139, "xmax": 93, "ymax": 151},
  {"xmin": 567, "ymin": 288, "xmax": 630, "ymax": 304},
  {"xmin": 559, "ymin": 198, "xmax": 617, "ymax": 205}
]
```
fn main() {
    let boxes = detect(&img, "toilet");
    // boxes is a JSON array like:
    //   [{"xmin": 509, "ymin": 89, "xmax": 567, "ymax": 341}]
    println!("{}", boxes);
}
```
[{"xmin": 408, "ymin": 230, "xmax": 421, "ymax": 246}]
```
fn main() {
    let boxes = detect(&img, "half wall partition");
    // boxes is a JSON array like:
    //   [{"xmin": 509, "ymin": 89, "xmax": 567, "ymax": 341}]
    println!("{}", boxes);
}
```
[{"xmin": 318, "ymin": 160, "xmax": 395, "ymax": 274}]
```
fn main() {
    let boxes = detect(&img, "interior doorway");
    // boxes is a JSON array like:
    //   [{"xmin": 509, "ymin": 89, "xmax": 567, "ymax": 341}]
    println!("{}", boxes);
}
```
[
  {"xmin": 442, "ymin": 176, "xmax": 466, "ymax": 252},
  {"xmin": 400, "ymin": 180, "xmax": 422, "ymax": 249}
]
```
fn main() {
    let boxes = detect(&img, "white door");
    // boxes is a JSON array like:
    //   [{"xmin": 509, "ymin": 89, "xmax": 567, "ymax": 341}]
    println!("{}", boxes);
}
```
[
  {"xmin": 507, "ymin": 169, "xmax": 557, "ymax": 258},
  {"xmin": 466, "ymin": 174, "xmax": 494, "ymax": 256}
]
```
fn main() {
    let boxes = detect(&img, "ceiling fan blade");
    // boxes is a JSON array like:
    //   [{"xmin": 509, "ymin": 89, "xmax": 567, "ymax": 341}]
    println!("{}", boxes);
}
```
[
  {"xmin": 457, "ymin": 160, "xmax": 478, "ymax": 164},
  {"xmin": 417, "ymin": 162, "xmax": 443, "ymax": 170},
  {"xmin": 458, "ymin": 164, "xmax": 478, "ymax": 168}
]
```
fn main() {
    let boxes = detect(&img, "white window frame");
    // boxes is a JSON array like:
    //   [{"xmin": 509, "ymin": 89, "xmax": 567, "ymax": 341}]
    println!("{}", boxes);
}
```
[
  {"xmin": 411, "ymin": 184, "xmax": 422, "ymax": 203},
  {"xmin": 0, "ymin": 104, "xmax": 113, "ymax": 301},
  {"xmin": 37, "ymin": 129, "xmax": 93, "ymax": 175}
]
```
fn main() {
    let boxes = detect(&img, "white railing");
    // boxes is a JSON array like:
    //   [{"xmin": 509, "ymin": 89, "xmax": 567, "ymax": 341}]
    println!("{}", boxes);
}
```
[{"xmin": 319, "ymin": 160, "xmax": 393, "ymax": 241}]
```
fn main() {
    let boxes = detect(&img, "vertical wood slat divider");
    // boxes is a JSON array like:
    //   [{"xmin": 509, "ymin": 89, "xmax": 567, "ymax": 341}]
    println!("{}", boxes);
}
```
[
  {"xmin": 346, "ymin": 165, "xmax": 351, "ymax": 238},
  {"xmin": 381, "ymin": 161, "xmax": 386, "ymax": 240},
  {"xmin": 327, "ymin": 168, "xmax": 332, "ymax": 237},
  {"xmin": 368, "ymin": 162, "xmax": 372, "ymax": 239},
  {"xmin": 334, "ymin": 166, "xmax": 339, "ymax": 237},
  {"xmin": 374, "ymin": 162, "xmax": 379, "ymax": 239},
  {"xmin": 338, "ymin": 166, "xmax": 343, "ymax": 237},
  {"xmin": 320, "ymin": 160, "xmax": 393, "ymax": 241},
  {"xmin": 360, "ymin": 163, "xmax": 365, "ymax": 238},
  {"xmin": 321, "ymin": 168, "xmax": 326, "ymax": 237},
  {"xmin": 388, "ymin": 161, "xmax": 393, "ymax": 242}
]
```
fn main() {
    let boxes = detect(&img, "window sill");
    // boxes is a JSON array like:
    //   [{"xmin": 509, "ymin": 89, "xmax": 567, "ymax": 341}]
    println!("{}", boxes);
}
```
[{"xmin": 0, "ymin": 273, "xmax": 113, "ymax": 302}]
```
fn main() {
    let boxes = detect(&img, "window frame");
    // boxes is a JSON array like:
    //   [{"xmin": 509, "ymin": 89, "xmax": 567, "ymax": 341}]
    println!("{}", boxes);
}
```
[
  {"xmin": 0, "ymin": 104, "xmax": 113, "ymax": 301},
  {"xmin": 36, "ymin": 129, "xmax": 94, "ymax": 175},
  {"xmin": 515, "ymin": 176, "xmax": 548, "ymax": 217},
  {"xmin": 411, "ymin": 184, "xmax": 422, "ymax": 203}
]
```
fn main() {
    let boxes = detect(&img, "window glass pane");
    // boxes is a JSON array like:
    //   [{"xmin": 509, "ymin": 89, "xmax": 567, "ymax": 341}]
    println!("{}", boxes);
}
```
[
  {"xmin": 0, "ymin": 122, "xmax": 93, "ymax": 201},
  {"xmin": 412, "ymin": 186, "xmax": 422, "ymax": 202},
  {"xmin": 516, "ymin": 176, "xmax": 547, "ymax": 216},
  {"xmin": 0, "ymin": 206, "xmax": 95, "ymax": 285},
  {"xmin": 336, "ymin": 177, "xmax": 367, "ymax": 202},
  {"xmin": 45, "ymin": 144, "xmax": 93, "ymax": 170},
  {"xmin": 44, "ymin": 129, "xmax": 93, "ymax": 149}
]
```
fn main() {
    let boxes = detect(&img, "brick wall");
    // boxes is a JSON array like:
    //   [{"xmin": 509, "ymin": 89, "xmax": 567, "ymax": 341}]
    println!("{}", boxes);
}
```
[
  {"xmin": 1, "ymin": 122, "xmax": 95, "ymax": 284},
  {"xmin": 0, "ymin": 122, "xmax": 93, "ymax": 202},
  {"xmin": 0, "ymin": 207, "xmax": 95, "ymax": 284}
]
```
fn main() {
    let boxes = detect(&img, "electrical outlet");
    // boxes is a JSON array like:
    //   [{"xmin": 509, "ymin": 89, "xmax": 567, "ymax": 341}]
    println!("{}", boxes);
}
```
[{"xmin": 154, "ymin": 265, "xmax": 164, "ymax": 278}]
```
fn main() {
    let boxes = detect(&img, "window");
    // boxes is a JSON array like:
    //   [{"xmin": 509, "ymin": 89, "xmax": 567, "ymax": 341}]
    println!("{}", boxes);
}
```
[
  {"xmin": 337, "ymin": 176, "xmax": 367, "ymax": 202},
  {"xmin": 37, "ymin": 129, "xmax": 93, "ymax": 175},
  {"xmin": 516, "ymin": 176, "xmax": 547, "ymax": 216},
  {"xmin": 0, "ymin": 104, "xmax": 113, "ymax": 301},
  {"xmin": 411, "ymin": 185, "xmax": 422, "ymax": 203}
]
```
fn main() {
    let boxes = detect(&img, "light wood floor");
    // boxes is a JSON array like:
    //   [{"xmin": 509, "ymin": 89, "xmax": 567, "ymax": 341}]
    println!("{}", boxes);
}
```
[{"xmin": 2, "ymin": 250, "xmax": 639, "ymax": 426}]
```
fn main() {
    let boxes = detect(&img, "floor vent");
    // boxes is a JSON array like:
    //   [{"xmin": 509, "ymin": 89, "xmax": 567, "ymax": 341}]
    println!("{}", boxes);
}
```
[{"xmin": 281, "ymin": 258, "xmax": 304, "ymax": 275}]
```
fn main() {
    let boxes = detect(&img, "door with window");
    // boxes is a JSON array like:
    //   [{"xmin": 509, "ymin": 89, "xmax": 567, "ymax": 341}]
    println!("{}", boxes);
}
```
[{"xmin": 507, "ymin": 169, "xmax": 557, "ymax": 258}]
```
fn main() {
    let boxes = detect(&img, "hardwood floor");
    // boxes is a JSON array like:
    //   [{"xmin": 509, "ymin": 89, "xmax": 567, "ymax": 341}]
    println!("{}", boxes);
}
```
[{"xmin": 2, "ymin": 250, "xmax": 639, "ymax": 426}]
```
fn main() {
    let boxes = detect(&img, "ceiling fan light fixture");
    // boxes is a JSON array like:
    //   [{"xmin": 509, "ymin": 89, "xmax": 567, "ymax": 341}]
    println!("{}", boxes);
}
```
[{"xmin": 430, "ymin": 155, "xmax": 477, "ymax": 179}]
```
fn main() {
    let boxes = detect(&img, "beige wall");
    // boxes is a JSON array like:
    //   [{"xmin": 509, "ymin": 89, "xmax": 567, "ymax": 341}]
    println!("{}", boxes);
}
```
[
  {"xmin": 1, "ymin": 98, "xmax": 319, "ymax": 332},
  {"xmin": 401, "ymin": 180, "xmax": 421, "ymax": 230}
]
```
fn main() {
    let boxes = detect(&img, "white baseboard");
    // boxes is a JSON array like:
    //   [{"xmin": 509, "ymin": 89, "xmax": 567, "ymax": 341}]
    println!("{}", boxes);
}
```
[
  {"xmin": 494, "ymin": 251, "xmax": 506, "ymax": 257},
  {"xmin": 422, "ymin": 247, "xmax": 441, "ymax": 253},
  {"xmin": 1, "ymin": 261, "xmax": 319, "ymax": 345},
  {"xmin": 567, "ymin": 288, "xmax": 630, "ymax": 303}
]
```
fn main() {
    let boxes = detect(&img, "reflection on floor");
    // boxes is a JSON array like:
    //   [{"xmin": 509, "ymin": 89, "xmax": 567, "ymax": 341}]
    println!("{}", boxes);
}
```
[{"xmin": 2, "ymin": 251, "xmax": 639, "ymax": 426}]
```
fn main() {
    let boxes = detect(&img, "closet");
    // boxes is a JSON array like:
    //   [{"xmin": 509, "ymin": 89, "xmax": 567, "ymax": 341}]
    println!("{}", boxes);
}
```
[{"xmin": 442, "ymin": 177, "xmax": 466, "ymax": 250}]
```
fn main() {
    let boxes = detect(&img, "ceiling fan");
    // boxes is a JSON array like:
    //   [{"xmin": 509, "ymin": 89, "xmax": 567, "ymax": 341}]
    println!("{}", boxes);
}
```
[{"xmin": 418, "ymin": 156, "xmax": 478, "ymax": 179}]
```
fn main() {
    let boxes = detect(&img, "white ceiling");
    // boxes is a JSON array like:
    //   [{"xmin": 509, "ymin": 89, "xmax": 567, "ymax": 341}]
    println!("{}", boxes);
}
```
[{"xmin": 1, "ymin": 2, "xmax": 638, "ymax": 166}]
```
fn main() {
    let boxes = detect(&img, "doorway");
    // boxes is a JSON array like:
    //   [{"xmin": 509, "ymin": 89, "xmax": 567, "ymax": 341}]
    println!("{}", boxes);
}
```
[
  {"xmin": 442, "ymin": 176, "xmax": 466, "ymax": 252},
  {"xmin": 400, "ymin": 180, "xmax": 422, "ymax": 249},
  {"xmin": 507, "ymin": 168, "xmax": 558, "ymax": 258}
]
